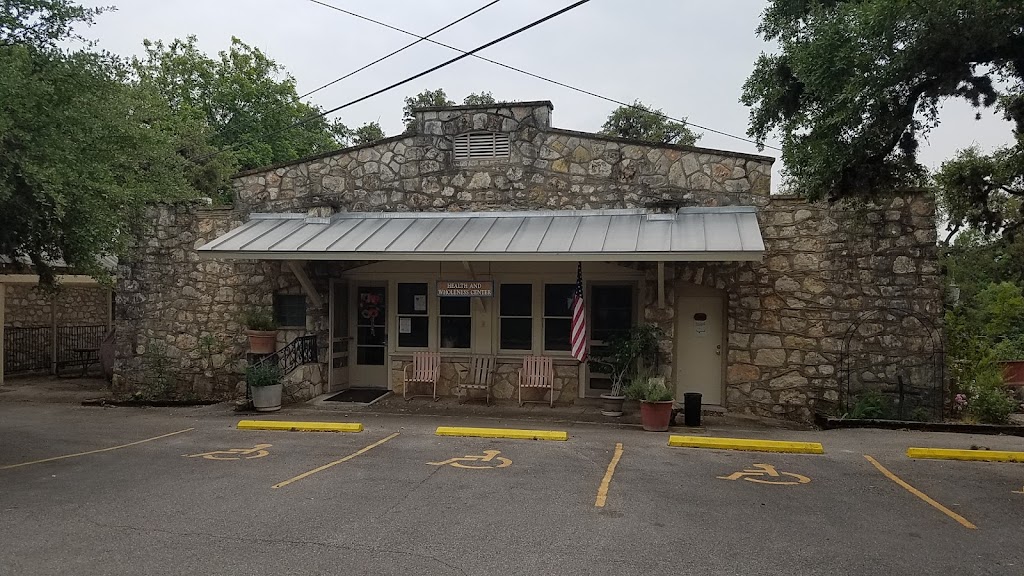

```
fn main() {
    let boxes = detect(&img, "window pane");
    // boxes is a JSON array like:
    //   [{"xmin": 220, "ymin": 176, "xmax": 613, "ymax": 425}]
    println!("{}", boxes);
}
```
[
  {"xmin": 500, "ymin": 284, "xmax": 531, "ymax": 317},
  {"xmin": 398, "ymin": 316, "xmax": 429, "ymax": 348},
  {"xmin": 590, "ymin": 285, "xmax": 633, "ymax": 341},
  {"xmin": 357, "ymin": 326, "xmax": 387, "ymax": 347},
  {"xmin": 544, "ymin": 317, "xmax": 572, "ymax": 351},
  {"xmin": 397, "ymin": 283, "xmax": 428, "ymax": 315},
  {"xmin": 440, "ymin": 296, "xmax": 471, "ymax": 316},
  {"xmin": 544, "ymin": 284, "xmax": 575, "ymax": 317},
  {"xmin": 500, "ymin": 317, "xmax": 532, "ymax": 350},
  {"xmin": 274, "ymin": 294, "xmax": 306, "ymax": 327},
  {"xmin": 441, "ymin": 317, "xmax": 472, "ymax": 349},
  {"xmin": 357, "ymin": 346, "xmax": 385, "ymax": 365}
]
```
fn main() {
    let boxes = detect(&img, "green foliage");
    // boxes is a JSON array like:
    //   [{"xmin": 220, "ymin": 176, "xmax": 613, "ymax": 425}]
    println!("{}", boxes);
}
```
[
  {"xmin": 131, "ymin": 36, "xmax": 348, "ymax": 171},
  {"xmin": 742, "ymin": 0, "xmax": 1024, "ymax": 210},
  {"xmin": 403, "ymin": 88, "xmax": 453, "ymax": 131},
  {"xmin": 136, "ymin": 339, "xmax": 175, "ymax": 400},
  {"xmin": 588, "ymin": 324, "xmax": 664, "ymax": 396},
  {"xmin": 600, "ymin": 100, "xmax": 700, "ymax": 146},
  {"xmin": 968, "ymin": 383, "xmax": 1016, "ymax": 424},
  {"xmin": 848, "ymin": 390, "xmax": 892, "ymax": 420},
  {"xmin": 351, "ymin": 122, "xmax": 386, "ymax": 146},
  {"xmin": 936, "ymin": 146, "xmax": 1024, "ymax": 238},
  {"xmin": 625, "ymin": 376, "xmax": 673, "ymax": 403},
  {"xmin": 463, "ymin": 91, "xmax": 496, "ymax": 106},
  {"xmin": 246, "ymin": 363, "xmax": 282, "ymax": 388},
  {"xmin": 0, "ymin": 0, "xmax": 107, "ymax": 48},
  {"xmin": 241, "ymin": 308, "xmax": 277, "ymax": 331}
]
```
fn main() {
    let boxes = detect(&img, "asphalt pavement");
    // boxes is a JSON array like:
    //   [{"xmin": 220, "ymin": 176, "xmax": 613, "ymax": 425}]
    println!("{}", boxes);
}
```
[{"xmin": 1, "ymin": 401, "xmax": 1022, "ymax": 575}]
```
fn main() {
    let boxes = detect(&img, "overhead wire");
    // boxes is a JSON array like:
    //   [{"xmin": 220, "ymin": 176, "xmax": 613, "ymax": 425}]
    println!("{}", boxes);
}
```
[
  {"xmin": 301, "ymin": 0, "xmax": 781, "ymax": 152},
  {"xmin": 194, "ymin": 0, "xmax": 594, "ymax": 163}
]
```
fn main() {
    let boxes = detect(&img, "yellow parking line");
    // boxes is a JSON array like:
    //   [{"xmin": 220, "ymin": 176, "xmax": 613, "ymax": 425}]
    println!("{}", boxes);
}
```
[
  {"xmin": 907, "ymin": 448, "xmax": 1024, "ymax": 463},
  {"xmin": 595, "ymin": 443, "xmax": 624, "ymax": 508},
  {"xmin": 0, "ymin": 428, "xmax": 195, "ymax": 470},
  {"xmin": 272, "ymin": 432, "xmax": 400, "ymax": 489},
  {"xmin": 237, "ymin": 420, "xmax": 363, "ymax": 433},
  {"xmin": 668, "ymin": 435, "xmax": 824, "ymax": 454},
  {"xmin": 435, "ymin": 426, "xmax": 568, "ymax": 441},
  {"xmin": 864, "ymin": 455, "xmax": 977, "ymax": 530}
]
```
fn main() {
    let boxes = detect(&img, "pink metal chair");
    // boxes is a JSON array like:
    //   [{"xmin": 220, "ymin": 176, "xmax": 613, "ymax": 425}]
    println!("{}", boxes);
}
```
[
  {"xmin": 403, "ymin": 351, "xmax": 440, "ymax": 401},
  {"xmin": 518, "ymin": 355, "xmax": 555, "ymax": 407},
  {"xmin": 456, "ymin": 356, "xmax": 496, "ymax": 405}
]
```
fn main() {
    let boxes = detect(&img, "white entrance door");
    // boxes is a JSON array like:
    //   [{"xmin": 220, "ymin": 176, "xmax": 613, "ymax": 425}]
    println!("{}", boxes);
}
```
[
  {"xmin": 675, "ymin": 295, "xmax": 724, "ymax": 404},
  {"xmin": 352, "ymin": 284, "xmax": 388, "ymax": 388},
  {"xmin": 328, "ymin": 281, "xmax": 350, "ymax": 392}
]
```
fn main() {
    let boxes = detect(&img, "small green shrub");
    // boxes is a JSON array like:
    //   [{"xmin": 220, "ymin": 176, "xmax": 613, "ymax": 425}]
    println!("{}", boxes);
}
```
[
  {"xmin": 241, "ymin": 308, "xmax": 277, "ymax": 331},
  {"xmin": 968, "ymin": 386, "xmax": 1015, "ymax": 424},
  {"xmin": 246, "ymin": 363, "xmax": 282, "ymax": 388},
  {"xmin": 849, "ymin": 390, "xmax": 892, "ymax": 419},
  {"xmin": 626, "ymin": 376, "xmax": 673, "ymax": 402}
]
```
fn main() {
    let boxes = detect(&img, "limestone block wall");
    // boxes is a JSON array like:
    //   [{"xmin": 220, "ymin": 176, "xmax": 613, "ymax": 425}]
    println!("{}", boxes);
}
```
[{"xmin": 4, "ymin": 284, "xmax": 108, "ymax": 328}]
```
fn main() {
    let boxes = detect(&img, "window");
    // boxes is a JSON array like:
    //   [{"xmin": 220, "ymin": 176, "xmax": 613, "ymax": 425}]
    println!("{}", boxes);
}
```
[
  {"xmin": 440, "ymin": 297, "xmax": 472, "ymax": 349},
  {"xmin": 499, "ymin": 283, "xmax": 532, "ymax": 350},
  {"xmin": 453, "ymin": 131, "xmax": 511, "ymax": 161},
  {"xmin": 590, "ymin": 285, "xmax": 633, "ymax": 342},
  {"xmin": 397, "ymin": 283, "xmax": 428, "ymax": 348},
  {"xmin": 543, "ymin": 284, "xmax": 575, "ymax": 351},
  {"xmin": 274, "ymin": 294, "xmax": 306, "ymax": 328}
]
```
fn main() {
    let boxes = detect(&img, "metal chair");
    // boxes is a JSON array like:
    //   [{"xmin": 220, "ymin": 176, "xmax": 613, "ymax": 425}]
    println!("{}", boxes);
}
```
[
  {"xmin": 403, "ymin": 351, "xmax": 440, "ymax": 401},
  {"xmin": 456, "ymin": 356, "xmax": 496, "ymax": 405},
  {"xmin": 517, "ymin": 355, "xmax": 555, "ymax": 407}
]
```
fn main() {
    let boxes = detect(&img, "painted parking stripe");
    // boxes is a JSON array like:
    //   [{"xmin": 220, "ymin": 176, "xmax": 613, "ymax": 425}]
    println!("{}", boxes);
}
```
[
  {"xmin": 237, "ymin": 420, "xmax": 363, "ymax": 433},
  {"xmin": 595, "ymin": 443, "xmax": 624, "ymax": 508},
  {"xmin": 668, "ymin": 435, "xmax": 824, "ymax": 454},
  {"xmin": 907, "ymin": 448, "xmax": 1024, "ymax": 463},
  {"xmin": 864, "ymin": 454, "xmax": 977, "ymax": 530},
  {"xmin": 435, "ymin": 426, "xmax": 568, "ymax": 441},
  {"xmin": 0, "ymin": 428, "xmax": 195, "ymax": 470},
  {"xmin": 272, "ymin": 432, "xmax": 400, "ymax": 489}
]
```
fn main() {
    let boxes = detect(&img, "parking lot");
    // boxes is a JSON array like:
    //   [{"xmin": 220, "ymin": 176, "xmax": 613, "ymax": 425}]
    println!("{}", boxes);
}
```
[{"xmin": 1, "ymin": 402, "xmax": 1023, "ymax": 576}]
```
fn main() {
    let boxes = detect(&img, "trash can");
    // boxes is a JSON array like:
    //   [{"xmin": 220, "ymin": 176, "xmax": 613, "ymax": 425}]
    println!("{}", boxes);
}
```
[{"xmin": 683, "ymin": 392, "xmax": 702, "ymax": 427}]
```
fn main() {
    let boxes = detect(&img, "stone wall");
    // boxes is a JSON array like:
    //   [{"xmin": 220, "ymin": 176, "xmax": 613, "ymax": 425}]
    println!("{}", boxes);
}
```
[
  {"xmin": 4, "ymin": 284, "xmax": 108, "ymax": 327},
  {"xmin": 389, "ymin": 356, "xmax": 579, "ymax": 403}
]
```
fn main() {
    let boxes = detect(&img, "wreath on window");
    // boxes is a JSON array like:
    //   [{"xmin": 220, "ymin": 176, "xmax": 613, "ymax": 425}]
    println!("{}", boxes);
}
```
[{"xmin": 359, "ymin": 292, "xmax": 383, "ymax": 334}]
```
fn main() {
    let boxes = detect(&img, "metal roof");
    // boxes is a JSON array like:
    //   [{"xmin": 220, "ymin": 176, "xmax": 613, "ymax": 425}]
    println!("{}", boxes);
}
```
[{"xmin": 197, "ymin": 208, "xmax": 765, "ymax": 262}]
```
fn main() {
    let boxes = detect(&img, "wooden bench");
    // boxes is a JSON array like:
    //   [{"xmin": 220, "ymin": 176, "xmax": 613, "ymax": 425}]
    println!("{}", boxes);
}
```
[
  {"xmin": 456, "ymin": 356, "xmax": 496, "ymax": 405},
  {"xmin": 403, "ymin": 351, "xmax": 440, "ymax": 401},
  {"xmin": 518, "ymin": 355, "xmax": 555, "ymax": 407}
]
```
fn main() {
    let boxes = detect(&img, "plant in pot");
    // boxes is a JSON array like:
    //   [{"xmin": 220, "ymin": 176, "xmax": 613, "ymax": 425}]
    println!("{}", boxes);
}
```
[
  {"xmin": 241, "ymin": 308, "xmax": 278, "ymax": 354},
  {"xmin": 247, "ymin": 362, "xmax": 283, "ymax": 412},
  {"xmin": 626, "ymin": 375, "xmax": 674, "ymax": 431},
  {"xmin": 588, "ymin": 324, "xmax": 663, "ymax": 417}
]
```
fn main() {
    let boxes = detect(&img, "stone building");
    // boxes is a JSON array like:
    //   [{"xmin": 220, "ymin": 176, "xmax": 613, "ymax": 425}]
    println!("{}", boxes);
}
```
[{"xmin": 112, "ymin": 101, "xmax": 942, "ymax": 421}]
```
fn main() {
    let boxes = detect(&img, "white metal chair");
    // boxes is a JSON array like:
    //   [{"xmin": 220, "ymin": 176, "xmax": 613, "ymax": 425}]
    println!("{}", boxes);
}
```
[
  {"xmin": 518, "ymin": 355, "xmax": 555, "ymax": 407},
  {"xmin": 403, "ymin": 351, "xmax": 440, "ymax": 401},
  {"xmin": 456, "ymin": 356, "xmax": 496, "ymax": 405}
]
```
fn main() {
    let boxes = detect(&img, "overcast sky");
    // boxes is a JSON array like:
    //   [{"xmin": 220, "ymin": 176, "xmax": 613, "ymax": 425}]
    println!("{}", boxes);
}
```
[{"xmin": 79, "ymin": 0, "xmax": 1016, "ymax": 192}]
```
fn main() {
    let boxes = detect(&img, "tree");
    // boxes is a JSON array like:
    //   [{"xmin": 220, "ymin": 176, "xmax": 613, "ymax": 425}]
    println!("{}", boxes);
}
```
[
  {"xmin": 600, "ymin": 100, "xmax": 700, "ymax": 146},
  {"xmin": 742, "ymin": 0, "xmax": 1024, "ymax": 229},
  {"xmin": 1, "ymin": 1, "xmax": 192, "ymax": 284},
  {"xmin": 132, "ymin": 36, "xmax": 349, "ymax": 171},
  {"xmin": 463, "ymin": 91, "xmax": 496, "ymax": 106},
  {"xmin": 402, "ymin": 88, "xmax": 453, "ymax": 130},
  {"xmin": 351, "ymin": 122, "xmax": 385, "ymax": 146}
]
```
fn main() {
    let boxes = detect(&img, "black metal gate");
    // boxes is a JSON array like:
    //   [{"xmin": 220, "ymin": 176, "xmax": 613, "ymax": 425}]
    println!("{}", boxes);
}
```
[
  {"xmin": 3, "ymin": 325, "xmax": 107, "ymax": 375},
  {"xmin": 840, "ymin": 308, "xmax": 944, "ymax": 421}
]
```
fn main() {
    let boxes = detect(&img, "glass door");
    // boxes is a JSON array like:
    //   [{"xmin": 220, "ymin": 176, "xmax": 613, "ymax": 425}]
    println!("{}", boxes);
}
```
[
  {"xmin": 352, "ymin": 284, "xmax": 388, "ymax": 388},
  {"xmin": 328, "ymin": 281, "xmax": 350, "ymax": 392},
  {"xmin": 587, "ymin": 284, "xmax": 634, "ymax": 396}
]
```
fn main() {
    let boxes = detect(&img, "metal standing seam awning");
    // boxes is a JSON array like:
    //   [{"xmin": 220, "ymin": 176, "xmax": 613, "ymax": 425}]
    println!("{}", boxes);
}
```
[{"xmin": 197, "ymin": 207, "xmax": 765, "ymax": 262}]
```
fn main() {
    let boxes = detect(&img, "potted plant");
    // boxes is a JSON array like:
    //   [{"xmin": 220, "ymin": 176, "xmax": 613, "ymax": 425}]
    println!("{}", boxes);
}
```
[
  {"xmin": 241, "ymin": 308, "xmax": 278, "ymax": 354},
  {"xmin": 247, "ymin": 363, "xmax": 283, "ymax": 412},
  {"xmin": 627, "ymin": 376, "xmax": 674, "ymax": 431},
  {"xmin": 589, "ymin": 324, "xmax": 663, "ymax": 417}
]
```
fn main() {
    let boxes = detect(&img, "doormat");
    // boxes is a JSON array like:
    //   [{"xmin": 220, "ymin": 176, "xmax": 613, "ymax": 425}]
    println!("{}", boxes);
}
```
[{"xmin": 323, "ymin": 388, "xmax": 390, "ymax": 404}]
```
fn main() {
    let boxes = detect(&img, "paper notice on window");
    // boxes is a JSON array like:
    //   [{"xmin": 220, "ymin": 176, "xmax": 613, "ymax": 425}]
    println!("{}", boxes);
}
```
[
  {"xmin": 414, "ymin": 295, "xmax": 427, "ymax": 311},
  {"xmin": 399, "ymin": 317, "xmax": 412, "ymax": 334}
]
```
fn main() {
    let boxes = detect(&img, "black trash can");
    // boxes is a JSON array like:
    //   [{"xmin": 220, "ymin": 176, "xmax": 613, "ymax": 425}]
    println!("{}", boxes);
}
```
[{"xmin": 683, "ymin": 392, "xmax": 702, "ymax": 427}]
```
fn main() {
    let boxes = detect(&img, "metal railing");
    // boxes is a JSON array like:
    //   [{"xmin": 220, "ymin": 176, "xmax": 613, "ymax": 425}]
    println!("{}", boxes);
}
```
[
  {"xmin": 3, "ymin": 324, "xmax": 107, "ymax": 375},
  {"xmin": 251, "ymin": 335, "xmax": 318, "ymax": 376}
]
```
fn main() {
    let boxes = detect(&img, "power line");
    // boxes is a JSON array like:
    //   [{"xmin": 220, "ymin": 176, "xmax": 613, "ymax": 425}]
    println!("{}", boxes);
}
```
[
  {"xmin": 297, "ymin": 0, "xmax": 503, "ymax": 100},
  {"xmin": 302, "ymin": 0, "xmax": 781, "ymax": 152},
  {"xmin": 196, "ymin": 0, "xmax": 593, "ymax": 163}
]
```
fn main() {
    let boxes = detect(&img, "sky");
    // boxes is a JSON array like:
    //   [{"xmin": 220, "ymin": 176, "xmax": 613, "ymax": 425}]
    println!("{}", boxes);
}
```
[{"xmin": 78, "ymin": 0, "xmax": 1016, "ymax": 193}]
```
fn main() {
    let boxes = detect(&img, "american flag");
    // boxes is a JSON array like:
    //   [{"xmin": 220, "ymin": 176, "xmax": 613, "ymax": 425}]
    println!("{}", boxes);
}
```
[{"xmin": 570, "ymin": 262, "xmax": 587, "ymax": 362}]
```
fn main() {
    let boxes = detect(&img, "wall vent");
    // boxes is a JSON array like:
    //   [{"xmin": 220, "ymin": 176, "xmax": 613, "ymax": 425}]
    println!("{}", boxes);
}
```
[{"xmin": 453, "ymin": 131, "xmax": 511, "ymax": 161}]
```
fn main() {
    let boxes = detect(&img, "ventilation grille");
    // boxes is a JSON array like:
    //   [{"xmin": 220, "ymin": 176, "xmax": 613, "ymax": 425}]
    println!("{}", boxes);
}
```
[{"xmin": 453, "ymin": 132, "xmax": 511, "ymax": 160}]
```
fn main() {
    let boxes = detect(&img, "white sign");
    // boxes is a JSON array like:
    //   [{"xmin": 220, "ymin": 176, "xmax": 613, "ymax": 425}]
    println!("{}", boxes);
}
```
[
  {"xmin": 399, "ymin": 317, "xmax": 412, "ymax": 334},
  {"xmin": 413, "ymin": 295, "xmax": 427, "ymax": 311}
]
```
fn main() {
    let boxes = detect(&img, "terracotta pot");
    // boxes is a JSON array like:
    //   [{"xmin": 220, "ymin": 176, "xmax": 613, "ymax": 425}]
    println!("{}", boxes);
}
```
[
  {"xmin": 246, "ymin": 330, "xmax": 278, "ymax": 354},
  {"xmin": 640, "ymin": 400, "xmax": 674, "ymax": 432},
  {"xmin": 599, "ymin": 394, "xmax": 626, "ymax": 417}
]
